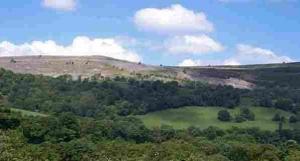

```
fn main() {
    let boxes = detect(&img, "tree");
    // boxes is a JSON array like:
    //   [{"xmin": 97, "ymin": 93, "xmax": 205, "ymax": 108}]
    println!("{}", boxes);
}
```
[
  {"xmin": 289, "ymin": 116, "xmax": 298, "ymax": 123},
  {"xmin": 10, "ymin": 58, "xmax": 16, "ymax": 63},
  {"xmin": 259, "ymin": 96, "xmax": 273, "ymax": 108},
  {"xmin": 235, "ymin": 115, "xmax": 246, "ymax": 123},
  {"xmin": 0, "ymin": 116, "xmax": 20, "ymax": 130},
  {"xmin": 232, "ymin": 108, "xmax": 255, "ymax": 123},
  {"xmin": 218, "ymin": 110, "xmax": 231, "ymax": 122},
  {"xmin": 0, "ymin": 92, "xmax": 3, "ymax": 100},
  {"xmin": 22, "ymin": 118, "xmax": 47, "ymax": 144},
  {"xmin": 55, "ymin": 113, "xmax": 80, "ymax": 142},
  {"xmin": 275, "ymin": 98, "xmax": 294, "ymax": 111},
  {"xmin": 240, "ymin": 108, "xmax": 255, "ymax": 121},
  {"xmin": 61, "ymin": 139, "xmax": 96, "ymax": 161},
  {"xmin": 278, "ymin": 116, "xmax": 286, "ymax": 138},
  {"xmin": 160, "ymin": 124, "xmax": 176, "ymax": 141},
  {"xmin": 272, "ymin": 113, "xmax": 281, "ymax": 122},
  {"xmin": 111, "ymin": 117, "xmax": 150, "ymax": 143},
  {"xmin": 203, "ymin": 126, "xmax": 225, "ymax": 140}
]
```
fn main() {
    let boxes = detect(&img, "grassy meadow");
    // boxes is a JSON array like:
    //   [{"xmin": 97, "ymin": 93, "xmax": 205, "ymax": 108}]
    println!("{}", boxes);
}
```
[
  {"xmin": 10, "ymin": 108, "xmax": 48, "ymax": 117},
  {"xmin": 137, "ymin": 106, "xmax": 295, "ymax": 130}
]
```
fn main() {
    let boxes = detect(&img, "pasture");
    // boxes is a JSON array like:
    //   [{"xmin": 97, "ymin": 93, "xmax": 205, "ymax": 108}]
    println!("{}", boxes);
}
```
[{"xmin": 137, "ymin": 106, "xmax": 295, "ymax": 130}]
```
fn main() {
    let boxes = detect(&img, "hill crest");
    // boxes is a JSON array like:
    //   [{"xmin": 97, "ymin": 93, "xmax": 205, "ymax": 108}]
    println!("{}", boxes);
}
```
[{"xmin": 1, "ymin": 55, "xmax": 298, "ymax": 89}]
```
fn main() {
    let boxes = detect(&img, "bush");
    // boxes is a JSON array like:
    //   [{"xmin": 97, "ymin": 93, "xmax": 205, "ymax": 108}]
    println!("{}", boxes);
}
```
[
  {"xmin": 235, "ymin": 115, "xmax": 247, "ymax": 123},
  {"xmin": 61, "ymin": 139, "xmax": 96, "ymax": 161},
  {"xmin": 0, "ymin": 116, "xmax": 20, "ymax": 130},
  {"xmin": 0, "ymin": 107, "xmax": 11, "ymax": 113},
  {"xmin": 272, "ymin": 113, "xmax": 281, "ymax": 122},
  {"xmin": 218, "ymin": 110, "xmax": 231, "ymax": 122},
  {"xmin": 289, "ymin": 116, "xmax": 298, "ymax": 123},
  {"xmin": 240, "ymin": 108, "xmax": 255, "ymax": 121},
  {"xmin": 234, "ymin": 108, "xmax": 255, "ymax": 123},
  {"xmin": 275, "ymin": 98, "xmax": 294, "ymax": 111},
  {"xmin": 259, "ymin": 96, "xmax": 273, "ymax": 108},
  {"xmin": 203, "ymin": 126, "xmax": 225, "ymax": 140}
]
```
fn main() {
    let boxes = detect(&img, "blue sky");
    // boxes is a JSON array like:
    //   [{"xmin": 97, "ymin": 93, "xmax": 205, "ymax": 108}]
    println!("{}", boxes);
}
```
[{"xmin": 0, "ymin": 0, "xmax": 299, "ymax": 66}]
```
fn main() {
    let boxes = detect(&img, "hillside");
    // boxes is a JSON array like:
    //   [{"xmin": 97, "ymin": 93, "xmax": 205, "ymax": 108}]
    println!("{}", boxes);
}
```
[
  {"xmin": 1, "ymin": 56, "xmax": 300, "ymax": 90},
  {"xmin": 0, "ymin": 56, "xmax": 158, "ymax": 79},
  {"xmin": 137, "ymin": 106, "xmax": 296, "ymax": 130},
  {"xmin": 1, "ymin": 58, "xmax": 300, "ymax": 161}
]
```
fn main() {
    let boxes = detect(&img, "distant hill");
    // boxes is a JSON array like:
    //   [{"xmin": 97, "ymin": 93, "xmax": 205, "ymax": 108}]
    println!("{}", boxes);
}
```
[{"xmin": 1, "ymin": 56, "xmax": 299, "ymax": 89}]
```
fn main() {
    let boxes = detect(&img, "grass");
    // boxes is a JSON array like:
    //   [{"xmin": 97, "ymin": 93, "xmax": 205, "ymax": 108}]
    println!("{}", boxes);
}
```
[
  {"xmin": 137, "ymin": 106, "xmax": 294, "ymax": 131},
  {"xmin": 10, "ymin": 108, "xmax": 48, "ymax": 117}
]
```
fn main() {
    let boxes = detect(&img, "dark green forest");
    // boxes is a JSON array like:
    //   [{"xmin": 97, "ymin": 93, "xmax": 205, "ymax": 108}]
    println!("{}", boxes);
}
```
[{"xmin": 1, "ymin": 68, "xmax": 300, "ymax": 161}]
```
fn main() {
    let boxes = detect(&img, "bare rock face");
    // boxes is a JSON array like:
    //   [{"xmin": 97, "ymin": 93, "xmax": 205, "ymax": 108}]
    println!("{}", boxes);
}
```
[{"xmin": 0, "ymin": 56, "xmax": 255, "ymax": 89}]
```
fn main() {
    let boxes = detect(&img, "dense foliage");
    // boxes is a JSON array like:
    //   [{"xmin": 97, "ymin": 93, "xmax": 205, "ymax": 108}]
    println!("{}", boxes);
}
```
[
  {"xmin": 0, "ymin": 68, "xmax": 241, "ymax": 117},
  {"xmin": 1, "ymin": 108, "xmax": 300, "ymax": 161},
  {"xmin": 253, "ymin": 87, "xmax": 300, "ymax": 113},
  {"xmin": 218, "ymin": 110, "xmax": 231, "ymax": 122},
  {"xmin": 1, "ymin": 68, "xmax": 300, "ymax": 161}
]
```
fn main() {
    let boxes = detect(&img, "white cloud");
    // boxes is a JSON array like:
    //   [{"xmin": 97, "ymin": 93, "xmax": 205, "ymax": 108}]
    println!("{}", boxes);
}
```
[
  {"xmin": 0, "ymin": 36, "xmax": 141, "ymax": 63},
  {"xmin": 178, "ymin": 44, "xmax": 293, "ymax": 66},
  {"xmin": 223, "ymin": 59, "xmax": 241, "ymax": 66},
  {"xmin": 178, "ymin": 59, "xmax": 227, "ymax": 67},
  {"xmin": 178, "ymin": 59, "xmax": 203, "ymax": 66},
  {"xmin": 134, "ymin": 4, "xmax": 214, "ymax": 34},
  {"xmin": 218, "ymin": 0, "xmax": 252, "ymax": 2},
  {"xmin": 224, "ymin": 44, "xmax": 293, "ymax": 65},
  {"xmin": 218, "ymin": 0, "xmax": 298, "ymax": 3},
  {"xmin": 42, "ymin": 0, "xmax": 77, "ymax": 11},
  {"xmin": 165, "ymin": 35, "xmax": 224, "ymax": 55}
]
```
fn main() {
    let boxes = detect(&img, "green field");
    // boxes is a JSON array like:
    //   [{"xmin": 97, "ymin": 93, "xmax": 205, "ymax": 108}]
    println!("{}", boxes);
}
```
[
  {"xmin": 10, "ymin": 108, "xmax": 48, "ymax": 117},
  {"xmin": 137, "ymin": 106, "xmax": 296, "ymax": 130}
]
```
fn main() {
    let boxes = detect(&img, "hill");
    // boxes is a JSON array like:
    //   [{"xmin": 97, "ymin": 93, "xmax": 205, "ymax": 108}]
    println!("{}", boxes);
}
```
[
  {"xmin": 1, "ymin": 58, "xmax": 300, "ymax": 161},
  {"xmin": 0, "ymin": 56, "xmax": 157, "ymax": 79},
  {"xmin": 1, "ymin": 56, "xmax": 300, "ymax": 90}
]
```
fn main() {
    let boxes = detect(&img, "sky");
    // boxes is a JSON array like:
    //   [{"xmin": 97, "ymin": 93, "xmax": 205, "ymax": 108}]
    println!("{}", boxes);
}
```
[{"xmin": 0, "ymin": 0, "xmax": 299, "ymax": 66}]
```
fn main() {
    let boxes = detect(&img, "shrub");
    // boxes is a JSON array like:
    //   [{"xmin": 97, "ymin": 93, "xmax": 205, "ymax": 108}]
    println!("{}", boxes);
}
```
[
  {"xmin": 240, "ymin": 108, "xmax": 255, "ymax": 121},
  {"xmin": 289, "ymin": 116, "xmax": 298, "ymax": 123},
  {"xmin": 203, "ymin": 126, "xmax": 225, "ymax": 140},
  {"xmin": 0, "ymin": 107, "xmax": 11, "ymax": 113},
  {"xmin": 275, "ymin": 98, "xmax": 294, "ymax": 111},
  {"xmin": 259, "ymin": 96, "xmax": 273, "ymax": 108},
  {"xmin": 235, "ymin": 115, "xmax": 247, "ymax": 123},
  {"xmin": 218, "ymin": 110, "xmax": 231, "ymax": 122},
  {"xmin": 272, "ymin": 113, "xmax": 281, "ymax": 122},
  {"xmin": 0, "ymin": 116, "xmax": 20, "ymax": 130},
  {"xmin": 234, "ymin": 108, "xmax": 255, "ymax": 123},
  {"xmin": 61, "ymin": 139, "xmax": 96, "ymax": 161}
]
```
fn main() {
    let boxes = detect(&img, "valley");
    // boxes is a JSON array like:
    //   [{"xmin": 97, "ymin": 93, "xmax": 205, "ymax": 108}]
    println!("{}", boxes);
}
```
[{"xmin": 1, "ymin": 58, "xmax": 300, "ymax": 161}]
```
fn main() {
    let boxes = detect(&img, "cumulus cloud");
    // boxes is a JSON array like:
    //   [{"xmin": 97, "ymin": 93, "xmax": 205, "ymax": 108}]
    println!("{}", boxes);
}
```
[
  {"xmin": 224, "ymin": 44, "xmax": 293, "ymax": 65},
  {"xmin": 223, "ymin": 59, "xmax": 241, "ymax": 66},
  {"xmin": 42, "ymin": 0, "xmax": 77, "ymax": 11},
  {"xmin": 218, "ymin": 0, "xmax": 252, "ymax": 2},
  {"xmin": 165, "ymin": 35, "xmax": 224, "ymax": 55},
  {"xmin": 0, "ymin": 36, "xmax": 141, "ymax": 62},
  {"xmin": 178, "ymin": 59, "xmax": 203, "ymax": 67},
  {"xmin": 178, "ymin": 44, "xmax": 293, "ymax": 66},
  {"xmin": 134, "ymin": 4, "xmax": 214, "ymax": 34},
  {"xmin": 178, "ymin": 59, "xmax": 227, "ymax": 67},
  {"xmin": 218, "ymin": 0, "xmax": 298, "ymax": 3}
]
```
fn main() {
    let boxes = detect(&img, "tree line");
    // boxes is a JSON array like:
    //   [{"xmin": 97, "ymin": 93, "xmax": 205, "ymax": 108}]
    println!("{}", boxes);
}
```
[
  {"xmin": 0, "ymin": 68, "xmax": 241, "ymax": 117},
  {"xmin": 1, "ymin": 68, "xmax": 300, "ymax": 160},
  {"xmin": 1, "ymin": 108, "xmax": 300, "ymax": 161}
]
